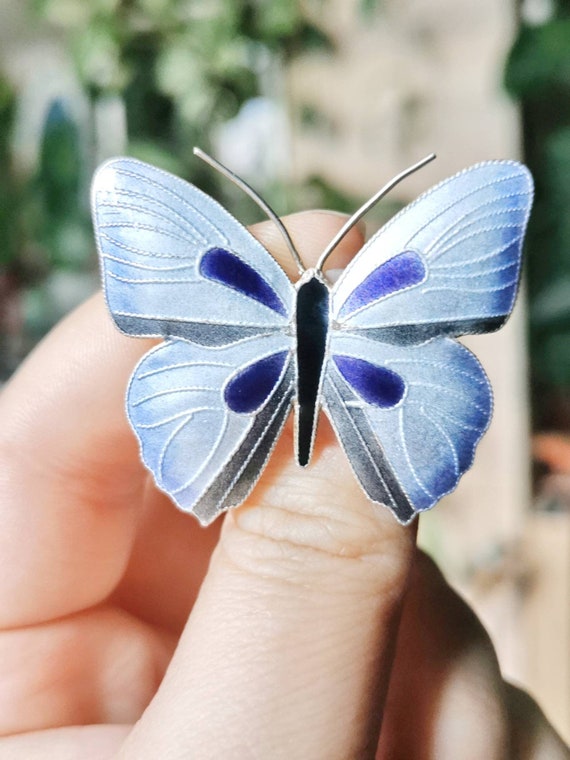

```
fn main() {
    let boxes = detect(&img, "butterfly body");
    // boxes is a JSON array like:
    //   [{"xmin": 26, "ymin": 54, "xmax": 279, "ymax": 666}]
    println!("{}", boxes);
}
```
[
  {"xmin": 294, "ymin": 270, "xmax": 330, "ymax": 467},
  {"xmin": 92, "ymin": 157, "xmax": 533, "ymax": 526}
]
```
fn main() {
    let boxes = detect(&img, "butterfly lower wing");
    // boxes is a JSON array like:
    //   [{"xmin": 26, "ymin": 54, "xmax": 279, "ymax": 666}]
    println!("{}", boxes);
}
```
[
  {"xmin": 332, "ymin": 161, "xmax": 533, "ymax": 342},
  {"xmin": 92, "ymin": 158, "xmax": 294, "ymax": 345},
  {"xmin": 323, "ymin": 333, "xmax": 492, "ymax": 523},
  {"xmin": 128, "ymin": 333, "xmax": 295, "ymax": 525},
  {"xmin": 322, "ymin": 367, "xmax": 415, "ymax": 523}
]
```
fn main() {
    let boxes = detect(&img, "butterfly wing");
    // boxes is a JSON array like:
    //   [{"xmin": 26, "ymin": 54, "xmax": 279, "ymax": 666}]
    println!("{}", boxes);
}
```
[
  {"xmin": 323, "ymin": 334, "xmax": 492, "ymax": 523},
  {"xmin": 128, "ymin": 332, "xmax": 295, "ymax": 525},
  {"xmin": 331, "ymin": 161, "xmax": 533, "ymax": 343},
  {"xmin": 324, "ymin": 161, "xmax": 531, "ymax": 521},
  {"xmin": 92, "ymin": 158, "xmax": 294, "ymax": 346}
]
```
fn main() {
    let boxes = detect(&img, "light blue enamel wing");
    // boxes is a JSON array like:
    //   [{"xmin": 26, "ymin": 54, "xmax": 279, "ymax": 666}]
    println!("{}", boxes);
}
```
[{"xmin": 92, "ymin": 158, "xmax": 533, "ymax": 525}]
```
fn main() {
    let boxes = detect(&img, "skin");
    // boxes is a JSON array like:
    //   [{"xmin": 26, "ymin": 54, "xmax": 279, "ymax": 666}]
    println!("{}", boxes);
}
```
[{"xmin": 0, "ymin": 212, "xmax": 566, "ymax": 759}]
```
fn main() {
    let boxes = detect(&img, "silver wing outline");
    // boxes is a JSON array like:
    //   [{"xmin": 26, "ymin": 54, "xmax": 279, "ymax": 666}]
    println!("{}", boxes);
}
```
[
  {"xmin": 331, "ymin": 161, "xmax": 533, "ymax": 342},
  {"xmin": 127, "ymin": 333, "xmax": 295, "ymax": 525},
  {"xmin": 323, "ymin": 333, "xmax": 493, "ymax": 523},
  {"xmin": 92, "ymin": 158, "xmax": 295, "ymax": 346}
]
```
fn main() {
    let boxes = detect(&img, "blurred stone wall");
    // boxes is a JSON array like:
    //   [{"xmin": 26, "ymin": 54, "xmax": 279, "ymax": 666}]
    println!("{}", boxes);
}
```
[{"xmin": 288, "ymin": 0, "xmax": 519, "ymax": 194}]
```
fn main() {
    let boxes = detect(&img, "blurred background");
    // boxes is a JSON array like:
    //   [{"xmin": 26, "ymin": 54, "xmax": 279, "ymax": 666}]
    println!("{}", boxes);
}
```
[{"xmin": 0, "ymin": 0, "xmax": 568, "ymax": 743}]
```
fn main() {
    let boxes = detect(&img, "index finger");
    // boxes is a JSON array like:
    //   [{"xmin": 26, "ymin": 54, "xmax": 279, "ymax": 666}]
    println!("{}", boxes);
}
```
[{"xmin": 117, "ymin": 213, "xmax": 416, "ymax": 759}]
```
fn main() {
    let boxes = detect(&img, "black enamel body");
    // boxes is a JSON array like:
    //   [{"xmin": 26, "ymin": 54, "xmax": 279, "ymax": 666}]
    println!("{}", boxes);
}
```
[{"xmin": 295, "ymin": 274, "xmax": 330, "ymax": 466}]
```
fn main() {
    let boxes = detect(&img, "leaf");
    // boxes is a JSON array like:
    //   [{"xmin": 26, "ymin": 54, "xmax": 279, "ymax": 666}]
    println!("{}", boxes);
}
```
[
  {"xmin": 532, "ymin": 277, "xmax": 570, "ymax": 329},
  {"xmin": 505, "ymin": 21, "xmax": 570, "ymax": 98}
]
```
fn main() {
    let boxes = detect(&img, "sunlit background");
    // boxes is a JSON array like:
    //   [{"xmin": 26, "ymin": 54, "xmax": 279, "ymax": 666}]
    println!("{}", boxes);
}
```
[{"xmin": 0, "ymin": 0, "xmax": 568, "ymax": 743}]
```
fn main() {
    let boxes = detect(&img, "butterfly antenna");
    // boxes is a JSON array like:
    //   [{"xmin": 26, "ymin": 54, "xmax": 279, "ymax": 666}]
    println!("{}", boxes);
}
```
[
  {"xmin": 315, "ymin": 153, "xmax": 437, "ymax": 273},
  {"xmin": 193, "ymin": 147, "xmax": 305, "ymax": 275}
]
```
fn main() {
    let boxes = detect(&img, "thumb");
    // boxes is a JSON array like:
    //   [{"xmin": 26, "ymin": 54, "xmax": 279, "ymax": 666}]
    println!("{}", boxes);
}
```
[{"xmin": 119, "ymin": 213, "xmax": 417, "ymax": 760}]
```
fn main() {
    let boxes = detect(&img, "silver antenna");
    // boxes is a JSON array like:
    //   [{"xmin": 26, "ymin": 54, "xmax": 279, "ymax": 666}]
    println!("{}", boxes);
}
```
[
  {"xmin": 193, "ymin": 147, "xmax": 305, "ymax": 275},
  {"xmin": 315, "ymin": 153, "xmax": 437, "ymax": 273}
]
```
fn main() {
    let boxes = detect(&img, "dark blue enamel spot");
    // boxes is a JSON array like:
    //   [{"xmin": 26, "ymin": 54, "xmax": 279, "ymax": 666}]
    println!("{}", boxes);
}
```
[
  {"xmin": 339, "ymin": 250, "xmax": 426, "ymax": 318},
  {"xmin": 224, "ymin": 352, "xmax": 288, "ymax": 414},
  {"xmin": 333, "ymin": 355, "xmax": 405, "ymax": 408},
  {"xmin": 200, "ymin": 248, "xmax": 287, "ymax": 316}
]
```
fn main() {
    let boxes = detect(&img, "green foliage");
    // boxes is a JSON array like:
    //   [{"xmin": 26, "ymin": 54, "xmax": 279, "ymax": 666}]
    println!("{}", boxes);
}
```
[
  {"xmin": 32, "ymin": 0, "xmax": 334, "ymax": 199},
  {"xmin": 32, "ymin": 100, "xmax": 93, "ymax": 270},
  {"xmin": 505, "ymin": 9, "xmax": 570, "ymax": 401},
  {"xmin": 0, "ymin": 1, "xmax": 345, "ymax": 376},
  {"xmin": 506, "ymin": 20, "xmax": 570, "ymax": 98},
  {"xmin": 0, "ymin": 77, "xmax": 19, "ymax": 268}
]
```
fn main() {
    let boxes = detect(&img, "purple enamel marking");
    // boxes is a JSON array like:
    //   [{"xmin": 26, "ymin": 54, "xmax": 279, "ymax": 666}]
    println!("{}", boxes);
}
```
[
  {"xmin": 338, "ymin": 250, "xmax": 426, "ymax": 319},
  {"xmin": 333, "ymin": 355, "xmax": 405, "ymax": 408},
  {"xmin": 224, "ymin": 352, "xmax": 288, "ymax": 414},
  {"xmin": 200, "ymin": 247, "xmax": 287, "ymax": 316}
]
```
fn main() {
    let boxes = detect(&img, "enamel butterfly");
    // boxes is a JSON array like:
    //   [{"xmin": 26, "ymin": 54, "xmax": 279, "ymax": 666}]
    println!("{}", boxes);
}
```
[{"xmin": 91, "ymin": 151, "xmax": 533, "ymax": 526}]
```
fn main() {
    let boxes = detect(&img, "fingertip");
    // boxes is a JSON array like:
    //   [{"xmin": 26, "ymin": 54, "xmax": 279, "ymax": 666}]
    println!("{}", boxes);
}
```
[{"xmin": 250, "ymin": 210, "xmax": 366, "ymax": 279}]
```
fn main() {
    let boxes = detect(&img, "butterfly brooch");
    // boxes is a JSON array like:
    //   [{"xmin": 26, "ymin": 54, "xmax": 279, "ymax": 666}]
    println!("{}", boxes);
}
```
[{"xmin": 91, "ymin": 150, "xmax": 533, "ymax": 526}]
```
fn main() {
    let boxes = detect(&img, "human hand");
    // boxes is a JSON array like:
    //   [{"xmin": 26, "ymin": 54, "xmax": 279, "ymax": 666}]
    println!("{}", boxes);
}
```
[{"xmin": 0, "ymin": 212, "xmax": 566, "ymax": 759}]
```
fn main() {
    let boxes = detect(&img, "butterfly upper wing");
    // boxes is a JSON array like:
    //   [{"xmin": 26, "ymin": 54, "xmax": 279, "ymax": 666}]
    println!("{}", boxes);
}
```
[
  {"xmin": 331, "ymin": 161, "xmax": 533, "ymax": 343},
  {"xmin": 323, "ymin": 334, "xmax": 492, "ymax": 523},
  {"xmin": 128, "ymin": 333, "xmax": 295, "ymax": 525},
  {"xmin": 92, "ymin": 158, "xmax": 294, "ymax": 346}
]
